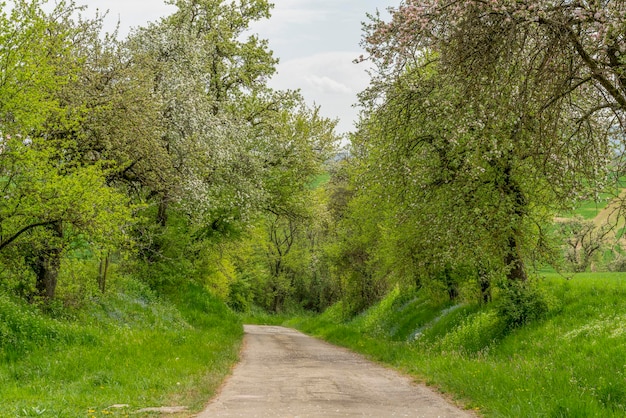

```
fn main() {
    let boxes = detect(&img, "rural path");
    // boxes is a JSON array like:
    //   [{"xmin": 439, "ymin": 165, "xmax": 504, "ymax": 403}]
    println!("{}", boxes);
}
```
[{"xmin": 197, "ymin": 325, "xmax": 474, "ymax": 417}]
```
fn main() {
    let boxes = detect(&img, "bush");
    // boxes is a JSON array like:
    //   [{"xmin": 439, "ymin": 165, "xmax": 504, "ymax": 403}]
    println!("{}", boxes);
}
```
[
  {"xmin": 496, "ymin": 280, "xmax": 549, "ymax": 330},
  {"xmin": 319, "ymin": 301, "xmax": 353, "ymax": 323},
  {"xmin": 227, "ymin": 277, "xmax": 252, "ymax": 313}
]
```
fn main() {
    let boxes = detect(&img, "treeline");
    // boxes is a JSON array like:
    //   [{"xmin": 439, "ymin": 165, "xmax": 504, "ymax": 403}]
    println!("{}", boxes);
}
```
[
  {"xmin": 2, "ymin": 0, "xmax": 626, "ymax": 320},
  {"xmin": 330, "ymin": 0, "xmax": 626, "ymax": 316},
  {"xmin": 0, "ymin": 0, "xmax": 338, "ymax": 312}
]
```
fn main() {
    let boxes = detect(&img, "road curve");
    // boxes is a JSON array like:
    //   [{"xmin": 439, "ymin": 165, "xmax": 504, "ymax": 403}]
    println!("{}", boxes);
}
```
[{"xmin": 197, "ymin": 325, "xmax": 474, "ymax": 417}]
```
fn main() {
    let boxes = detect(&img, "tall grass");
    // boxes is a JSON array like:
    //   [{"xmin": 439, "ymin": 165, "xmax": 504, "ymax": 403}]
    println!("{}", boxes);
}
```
[
  {"xmin": 288, "ymin": 273, "xmax": 626, "ymax": 416},
  {"xmin": 0, "ymin": 279, "xmax": 242, "ymax": 417}
]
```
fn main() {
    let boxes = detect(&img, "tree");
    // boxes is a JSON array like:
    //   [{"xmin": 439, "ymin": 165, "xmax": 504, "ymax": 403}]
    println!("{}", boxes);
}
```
[
  {"xmin": 365, "ymin": 1, "xmax": 625, "ymax": 115},
  {"xmin": 351, "ymin": 0, "xmax": 620, "ymax": 286},
  {"xmin": 0, "ymin": 136, "xmax": 131, "ymax": 300},
  {"xmin": 0, "ymin": 0, "xmax": 339, "ymax": 307},
  {"xmin": 55, "ymin": 20, "xmax": 169, "ymax": 197},
  {"xmin": 0, "ymin": 0, "xmax": 66, "ymax": 133},
  {"xmin": 364, "ymin": 0, "xmax": 625, "ymax": 200},
  {"xmin": 0, "ymin": 1, "xmax": 134, "ymax": 300},
  {"xmin": 126, "ymin": 0, "xmax": 278, "ymax": 232},
  {"xmin": 119, "ymin": 0, "xmax": 343, "ymax": 313},
  {"xmin": 556, "ymin": 216, "xmax": 613, "ymax": 272}
]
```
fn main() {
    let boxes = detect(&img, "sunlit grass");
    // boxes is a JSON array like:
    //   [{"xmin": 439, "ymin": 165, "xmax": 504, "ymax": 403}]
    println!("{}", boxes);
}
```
[
  {"xmin": 0, "ymin": 282, "xmax": 242, "ymax": 417},
  {"xmin": 309, "ymin": 172, "xmax": 331, "ymax": 189}
]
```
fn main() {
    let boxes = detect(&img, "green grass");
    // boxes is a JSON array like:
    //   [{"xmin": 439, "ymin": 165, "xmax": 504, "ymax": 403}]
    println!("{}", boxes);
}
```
[
  {"xmin": 567, "ymin": 198, "xmax": 611, "ymax": 220},
  {"xmin": 0, "ymin": 280, "xmax": 242, "ymax": 417},
  {"xmin": 309, "ymin": 172, "xmax": 331, "ymax": 189},
  {"xmin": 287, "ymin": 274, "xmax": 626, "ymax": 417},
  {"xmin": 558, "ymin": 176, "xmax": 626, "ymax": 221}
]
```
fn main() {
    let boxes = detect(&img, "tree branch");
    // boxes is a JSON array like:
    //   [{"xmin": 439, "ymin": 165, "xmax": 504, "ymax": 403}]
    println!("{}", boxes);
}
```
[
  {"xmin": 0, "ymin": 220, "xmax": 59, "ymax": 252},
  {"xmin": 537, "ymin": 17, "xmax": 626, "ymax": 111}
]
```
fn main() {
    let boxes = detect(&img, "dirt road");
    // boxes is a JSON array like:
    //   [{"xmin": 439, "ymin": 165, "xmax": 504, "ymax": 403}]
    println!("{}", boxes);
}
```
[{"xmin": 197, "ymin": 325, "xmax": 474, "ymax": 417}]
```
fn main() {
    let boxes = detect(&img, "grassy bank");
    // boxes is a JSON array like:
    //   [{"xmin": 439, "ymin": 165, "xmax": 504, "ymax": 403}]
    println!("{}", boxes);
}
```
[
  {"xmin": 286, "ymin": 273, "xmax": 626, "ymax": 417},
  {"xmin": 0, "ymin": 279, "xmax": 242, "ymax": 417}
]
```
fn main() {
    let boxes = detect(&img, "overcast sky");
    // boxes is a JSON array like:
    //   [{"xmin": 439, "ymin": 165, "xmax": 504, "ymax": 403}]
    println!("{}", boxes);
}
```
[{"xmin": 77, "ymin": 0, "xmax": 397, "ymax": 135}]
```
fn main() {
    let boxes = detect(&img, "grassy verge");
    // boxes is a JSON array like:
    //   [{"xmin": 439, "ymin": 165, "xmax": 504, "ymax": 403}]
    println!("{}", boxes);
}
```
[
  {"xmin": 286, "ymin": 273, "xmax": 626, "ymax": 417},
  {"xmin": 0, "ymin": 279, "xmax": 242, "ymax": 417}
]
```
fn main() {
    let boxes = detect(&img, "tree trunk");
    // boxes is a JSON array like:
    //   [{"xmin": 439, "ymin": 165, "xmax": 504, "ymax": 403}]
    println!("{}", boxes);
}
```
[
  {"xmin": 442, "ymin": 266, "xmax": 459, "ymax": 301},
  {"xmin": 144, "ymin": 196, "xmax": 168, "ymax": 263},
  {"xmin": 504, "ymin": 235, "xmax": 527, "ymax": 282},
  {"xmin": 501, "ymin": 155, "xmax": 527, "ymax": 282},
  {"xmin": 98, "ymin": 252, "xmax": 110, "ymax": 293},
  {"xmin": 157, "ymin": 198, "xmax": 168, "ymax": 227},
  {"xmin": 478, "ymin": 266, "xmax": 492, "ymax": 304},
  {"xmin": 33, "ymin": 221, "xmax": 64, "ymax": 301}
]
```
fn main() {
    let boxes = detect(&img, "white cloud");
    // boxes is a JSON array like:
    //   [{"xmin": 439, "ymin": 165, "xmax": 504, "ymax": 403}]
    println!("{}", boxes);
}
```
[
  {"xmin": 305, "ymin": 76, "xmax": 352, "ymax": 94},
  {"xmin": 247, "ymin": 6, "xmax": 328, "ymax": 45},
  {"xmin": 273, "ymin": 52, "xmax": 370, "ymax": 89},
  {"xmin": 71, "ymin": 0, "xmax": 394, "ymax": 134},
  {"xmin": 78, "ymin": 0, "xmax": 176, "ymax": 36},
  {"xmin": 269, "ymin": 52, "xmax": 373, "ymax": 133}
]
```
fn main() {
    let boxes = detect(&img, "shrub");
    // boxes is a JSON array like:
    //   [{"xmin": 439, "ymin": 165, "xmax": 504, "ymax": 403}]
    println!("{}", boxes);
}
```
[
  {"xmin": 228, "ymin": 278, "xmax": 252, "ymax": 312},
  {"xmin": 496, "ymin": 280, "xmax": 549, "ymax": 330}
]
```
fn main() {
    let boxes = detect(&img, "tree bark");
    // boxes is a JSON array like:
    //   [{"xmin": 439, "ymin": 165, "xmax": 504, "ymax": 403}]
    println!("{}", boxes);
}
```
[
  {"xmin": 32, "ymin": 221, "xmax": 64, "ymax": 301},
  {"xmin": 504, "ymin": 235, "xmax": 527, "ymax": 282},
  {"xmin": 478, "ymin": 265, "xmax": 492, "ymax": 304},
  {"xmin": 501, "ymin": 155, "xmax": 527, "ymax": 282},
  {"xmin": 157, "ymin": 197, "xmax": 168, "ymax": 227},
  {"xmin": 98, "ymin": 252, "xmax": 110, "ymax": 293}
]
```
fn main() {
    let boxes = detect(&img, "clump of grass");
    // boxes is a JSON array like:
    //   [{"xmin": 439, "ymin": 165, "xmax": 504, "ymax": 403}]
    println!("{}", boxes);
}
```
[{"xmin": 289, "ymin": 273, "xmax": 626, "ymax": 416}]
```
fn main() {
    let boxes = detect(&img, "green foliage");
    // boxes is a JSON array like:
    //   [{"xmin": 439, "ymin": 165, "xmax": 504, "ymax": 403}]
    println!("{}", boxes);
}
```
[
  {"xmin": 325, "ymin": 186, "xmax": 390, "ymax": 315},
  {"xmin": 435, "ymin": 309, "xmax": 504, "ymax": 355},
  {"xmin": 241, "ymin": 177, "xmax": 340, "ymax": 313},
  {"xmin": 240, "ymin": 304, "xmax": 309, "ymax": 326},
  {"xmin": 115, "ymin": 0, "xmax": 340, "ymax": 317},
  {"xmin": 316, "ymin": 300, "xmax": 353, "ymax": 323},
  {"xmin": 0, "ymin": 1, "xmax": 138, "ymax": 300},
  {"xmin": 341, "ymin": 0, "xmax": 622, "ymax": 307},
  {"xmin": 0, "ymin": 0, "xmax": 77, "ymax": 132},
  {"xmin": 0, "ymin": 0, "xmax": 340, "ymax": 318},
  {"xmin": 0, "ymin": 138, "xmax": 132, "ymax": 242},
  {"xmin": 495, "ymin": 280, "xmax": 550, "ymax": 330},
  {"xmin": 228, "ymin": 278, "xmax": 252, "ymax": 313}
]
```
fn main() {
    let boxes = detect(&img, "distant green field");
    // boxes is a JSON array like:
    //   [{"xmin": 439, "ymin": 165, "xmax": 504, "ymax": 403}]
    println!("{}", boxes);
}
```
[
  {"xmin": 309, "ymin": 172, "xmax": 331, "ymax": 189},
  {"xmin": 569, "ymin": 198, "xmax": 612, "ymax": 220},
  {"xmin": 559, "ymin": 177, "xmax": 626, "ymax": 221},
  {"xmin": 288, "ymin": 273, "xmax": 626, "ymax": 416}
]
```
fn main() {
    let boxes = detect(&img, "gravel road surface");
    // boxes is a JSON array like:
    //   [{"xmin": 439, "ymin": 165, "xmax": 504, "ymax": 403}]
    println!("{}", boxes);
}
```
[{"xmin": 197, "ymin": 325, "xmax": 474, "ymax": 417}]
